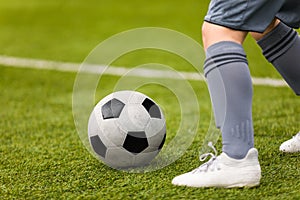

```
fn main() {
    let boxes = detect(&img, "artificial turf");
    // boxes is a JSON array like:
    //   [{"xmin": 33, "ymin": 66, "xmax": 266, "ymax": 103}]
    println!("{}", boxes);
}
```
[
  {"xmin": 0, "ymin": 0, "xmax": 300, "ymax": 199},
  {"xmin": 1, "ymin": 66, "xmax": 300, "ymax": 199}
]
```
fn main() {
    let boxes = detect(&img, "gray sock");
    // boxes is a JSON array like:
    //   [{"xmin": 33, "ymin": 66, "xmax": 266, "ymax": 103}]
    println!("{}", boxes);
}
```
[
  {"xmin": 204, "ymin": 41, "xmax": 254, "ymax": 159},
  {"xmin": 257, "ymin": 22, "xmax": 300, "ymax": 95}
]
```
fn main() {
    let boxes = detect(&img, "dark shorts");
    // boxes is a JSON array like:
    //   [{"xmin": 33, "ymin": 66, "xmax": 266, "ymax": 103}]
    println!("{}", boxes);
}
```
[{"xmin": 205, "ymin": 0, "xmax": 300, "ymax": 32}]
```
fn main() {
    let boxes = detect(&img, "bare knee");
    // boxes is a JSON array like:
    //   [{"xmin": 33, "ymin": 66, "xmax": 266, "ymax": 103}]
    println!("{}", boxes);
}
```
[
  {"xmin": 202, "ymin": 22, "xmax": 247, "ymax": 50},
  {"xmin": 250, "ymin": 19, "xmax": 281, "ymax": 41}
]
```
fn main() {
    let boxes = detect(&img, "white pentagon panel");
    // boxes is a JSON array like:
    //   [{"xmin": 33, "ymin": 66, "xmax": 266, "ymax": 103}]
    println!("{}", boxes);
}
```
[
  {"xmin": 127, "ymin": 91, "xmax": 146, "ymax": 104},
  {"xmin": 93, "ymin": 104, "xmax": 105, "ymax": 121},
  {"xmin": 146, "ymin": 122, "xmax": 166, "ymax": 148},
  {"xmin": 117, "ymin": 104, "xmax": 150, "ymax": 132},
  {"xmin": 105, "ymin": 147, "xmax": 134, "ymax": 168},
  {"xmin": 88, "ymin": 110, "xmax": 101, "ymax": 138},
  {"xmin": 145, "ymin": 118, "xmax": 166, "ymax": 138},
  {"xmin": 100, "ymin": 119, "xmax": 127, "ymax": 147}
]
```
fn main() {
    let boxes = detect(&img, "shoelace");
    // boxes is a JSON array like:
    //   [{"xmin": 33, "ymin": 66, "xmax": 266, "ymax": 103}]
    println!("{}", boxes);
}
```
[{"xmin": 192, "ymin": 142, "xmax": 219, "ymax": 173}]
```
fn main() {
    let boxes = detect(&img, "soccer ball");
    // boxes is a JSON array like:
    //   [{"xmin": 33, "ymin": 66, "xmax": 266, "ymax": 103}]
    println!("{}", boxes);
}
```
[{"xmin": 88, "ymin": 90, "xmax": 166, "ymax": 169}]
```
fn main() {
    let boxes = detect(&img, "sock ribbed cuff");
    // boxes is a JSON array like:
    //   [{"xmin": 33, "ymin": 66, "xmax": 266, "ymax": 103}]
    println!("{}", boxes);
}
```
[
  {"xmin": 204, "ymin": 41, "xmax": 248, "ymax": 77},
  {"xmin": 257, "ymin": 23, "xmax": 298, "ymax": 62}
]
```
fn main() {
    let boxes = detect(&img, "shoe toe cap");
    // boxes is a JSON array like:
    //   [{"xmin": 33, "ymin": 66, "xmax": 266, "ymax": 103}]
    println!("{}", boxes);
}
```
[
  {"xmin": 279, "ymin": 142, "xmax": 288, "ymax": 152},
  {"xmin": 172, "ymin": 172, "xmax": 197, "ymax": 186},
  {"xmin": 171, "ymin": 174, "xmax": 186, "ymax": 186},
  {"xmin": 279, "ymin": 141, "xmax": 300, "ymax": 153}
]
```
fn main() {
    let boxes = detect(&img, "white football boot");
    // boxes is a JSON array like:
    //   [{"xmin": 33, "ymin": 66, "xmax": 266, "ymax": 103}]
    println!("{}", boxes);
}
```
[
  {"xmin": 279, "ymin": 132, "xmax": 300, "ymax": 153},
  {"xmin": 172, "ymin": 142, "xmax": 261, "ymax": 188}
]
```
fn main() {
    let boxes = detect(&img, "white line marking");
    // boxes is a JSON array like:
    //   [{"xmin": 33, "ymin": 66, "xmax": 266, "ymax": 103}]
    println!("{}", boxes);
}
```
[{"xmin": 0, "ymin": 55, "xmax": 287, "ymax": 87}]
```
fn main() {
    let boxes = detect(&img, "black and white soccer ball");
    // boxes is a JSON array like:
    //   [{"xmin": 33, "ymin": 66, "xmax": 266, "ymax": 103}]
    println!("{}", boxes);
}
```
[{"xmin": 88, "ymin": 90, "xmax": 166, "ymax": 169}]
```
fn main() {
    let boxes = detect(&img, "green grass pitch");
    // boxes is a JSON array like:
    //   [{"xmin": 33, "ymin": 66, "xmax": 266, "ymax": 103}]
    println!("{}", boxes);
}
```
[{"xmin": 0, "ymin": 0, "xmax": 299, "ymax": 199}]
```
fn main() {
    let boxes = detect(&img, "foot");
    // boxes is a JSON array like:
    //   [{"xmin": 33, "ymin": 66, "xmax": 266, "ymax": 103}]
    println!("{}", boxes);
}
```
[
  {"xmin": 172, "ymin": 142, "xmax": 261, "ymax": 188},
  {"xmin": 280, "ymin": 132, "xmax": 300, "ymax": 153}
]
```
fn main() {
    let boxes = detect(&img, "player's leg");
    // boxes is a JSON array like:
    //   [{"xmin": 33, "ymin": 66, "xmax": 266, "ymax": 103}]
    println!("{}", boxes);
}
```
[
  {"xmin": 202, "ymin": 22, "xmax": 255, "ymax": 160},
  {"xmin": 251, "ymin": 19, "xmax": 300, "ymax": 153},
  {"xmin": 202, "ymin": 22, "xmax": 247, "ymax": 49},
  {"xmin": 251, "ymin": 20, "xmax": 300, "ymax": 95},
  {"xmin": 172, "ymin": 22, "xmax": 261, "ymax": 188},
  {"xmin": 172, "ymin": 0, "xmax": 287, "ymax": 188},
  {"xmin": 250, "ymin": 19, "xmax": 280, "ymax": 41},
  {"xmin": 197, "ymin": 0, "xmax": 288, "ymax": 161}
]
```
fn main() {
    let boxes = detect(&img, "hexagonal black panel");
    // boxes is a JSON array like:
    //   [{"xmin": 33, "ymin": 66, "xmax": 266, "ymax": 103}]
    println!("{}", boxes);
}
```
[
  {"xmin": 158, "ymin": 133, "xmax": 166, "ymax": 150},
  {"xmin": 90, "ymin": 135, "xmax": 107, "ymax": 158},
  {"xmin": 123, "ymin": 131, "xmax": 149, "ymax": 154},
  {"xmin": 102, "ymin": 98, "xmax": 125, "ymax": 120},
  {"xmin": 142, "ymin": 98, "xmax": 161, "ymax": 119}
]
